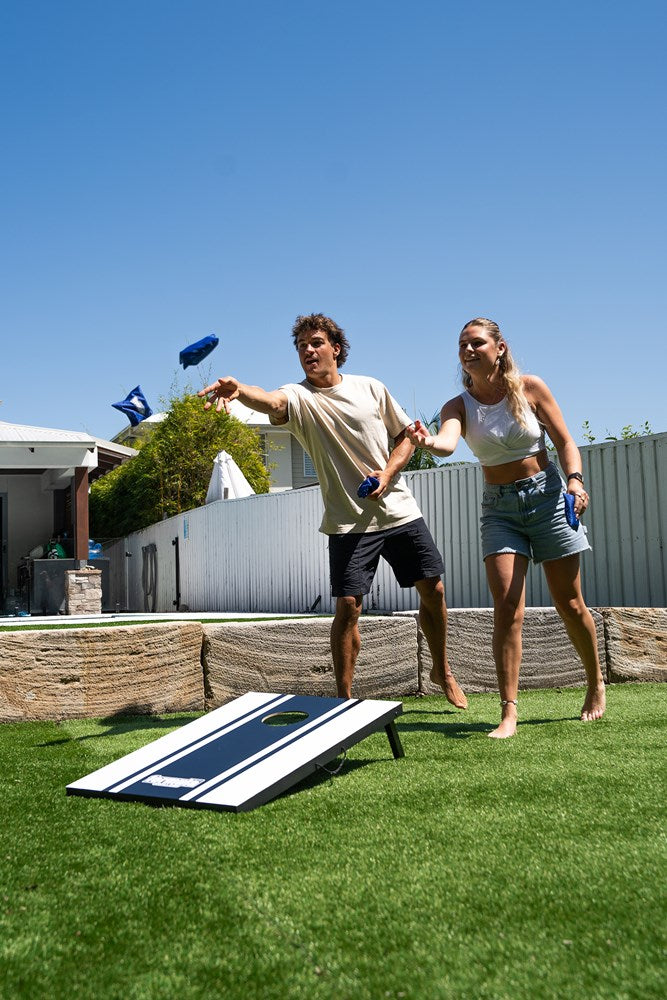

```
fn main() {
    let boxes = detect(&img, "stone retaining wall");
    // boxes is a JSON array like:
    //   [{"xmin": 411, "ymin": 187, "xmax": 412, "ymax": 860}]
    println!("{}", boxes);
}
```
[
  {"xmin": 0, "ymin": 622, "xmax": 204, "ymax": 722},
  {"xmin": 0, "ymin": 608, "xmax": 664, "ymax": 722},
  {"xmin": 397, "ymin": 608, "xmax": 606, "ymax": 694},
  {"xmin": 600, "ymin": 607, "xmax": 667, "ymax": 683},
  {"xmin": 203, "ymin": 616, "xmax": 419, "ymax": 709}
]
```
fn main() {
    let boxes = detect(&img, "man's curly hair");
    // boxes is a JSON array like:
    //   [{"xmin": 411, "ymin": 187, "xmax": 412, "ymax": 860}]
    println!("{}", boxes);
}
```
[{"xmin": 291, "ymin": 313, "xmax": 350, "ymax": 368}]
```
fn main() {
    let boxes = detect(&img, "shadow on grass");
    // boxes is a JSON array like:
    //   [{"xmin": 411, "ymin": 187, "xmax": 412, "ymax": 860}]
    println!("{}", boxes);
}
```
[
  {"xmin": 402, "ymin": 708, "xmax": 471, "ymax": 717},
  {"xmin": 399, "ymin": 719, "xmax": 494, "ymax": 738},
  {"xmin": 275, "ymin": 756, "xmax": 381, "ymax": 801},
  {"xmin": 37, "ymin": 712, "xmax": 202, "ymax": 747},
  {"xmin": 398, "ymin": 708, "xmax": 579, "ymax": 739}
]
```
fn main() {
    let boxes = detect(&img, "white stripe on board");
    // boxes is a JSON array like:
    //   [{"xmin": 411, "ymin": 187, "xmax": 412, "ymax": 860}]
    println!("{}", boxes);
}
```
[
  {"xmin": 66, "ymin": 692, "xmax": 288, "ymax": 793},
  {"xmin": 197, "ymin": 699, "xmax": 399, "ymax": 809},
  {"xmin": 179, "ymin": 698, "xmax": 360, "ymax": 802},
  {"xmin": 107, "ymin": 694, "xmax": 295, "ymax": 794}
]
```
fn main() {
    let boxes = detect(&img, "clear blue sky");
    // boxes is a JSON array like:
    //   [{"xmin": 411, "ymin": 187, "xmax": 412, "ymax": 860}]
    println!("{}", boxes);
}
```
[{"xmin": 2, "ymin": 0, "xmax": 665, "ymax": 461}]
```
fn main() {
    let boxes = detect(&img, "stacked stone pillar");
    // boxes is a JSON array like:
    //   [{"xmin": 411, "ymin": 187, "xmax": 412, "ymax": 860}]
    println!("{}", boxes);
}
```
[{"xmin": 65, "ymin": 567, "xmax": 102, "ymax": 616}]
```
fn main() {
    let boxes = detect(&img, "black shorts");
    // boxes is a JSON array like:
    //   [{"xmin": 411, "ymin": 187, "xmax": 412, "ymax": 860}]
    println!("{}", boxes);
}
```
[{"xmin": 328, "ymin": 517, "xmax": 444, "ymax": 597}]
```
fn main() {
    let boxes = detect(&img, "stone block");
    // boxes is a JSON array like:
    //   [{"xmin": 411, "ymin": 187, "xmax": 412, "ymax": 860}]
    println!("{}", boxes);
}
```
[
  {"xmin": 600, "ymin": 607, "xmax": 667, "ymax": 683},
  {"xmin": 0, "ymin": 622, "xmax": 204, "ymax": 722},
  {"xmin": 396, "ymin": 607, "xmax": 605, "ymax": 694},
  {"xmin": 202, "ymin": 616, "xmax": 419, "ymax": 709}
]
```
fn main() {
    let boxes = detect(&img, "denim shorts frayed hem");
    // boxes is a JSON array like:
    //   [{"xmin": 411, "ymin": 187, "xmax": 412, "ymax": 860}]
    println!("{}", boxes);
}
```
[{"xmin": 480, "ymin": 463, "xmax": 592, "ymax": 565}]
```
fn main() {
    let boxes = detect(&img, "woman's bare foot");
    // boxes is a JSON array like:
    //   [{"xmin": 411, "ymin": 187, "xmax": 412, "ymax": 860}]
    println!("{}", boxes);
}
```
[
  {"xmin": 581, "ymin": 682, "xmax": 606, "ymax": 721},
  {"xmin": 489, "ymin": 700, "xmax": 518, "ymax": 738},
  {"xmin": 430, "ymin": 666, "xmax": 468, "ymax": 709},
  {"xmin": 489, "ymin": 718, "xmax": 517, "ymax": 738}
]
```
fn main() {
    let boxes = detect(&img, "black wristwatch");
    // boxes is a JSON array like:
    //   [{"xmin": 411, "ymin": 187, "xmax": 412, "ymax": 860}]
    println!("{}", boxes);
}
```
[{"xmin": 567, "ymin": 472, "xmax": 584, "ymax": 485}]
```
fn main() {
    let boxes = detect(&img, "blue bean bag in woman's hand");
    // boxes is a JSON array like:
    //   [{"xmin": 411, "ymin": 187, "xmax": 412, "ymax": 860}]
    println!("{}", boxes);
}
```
[{"xmin": 564, "ymin": 491, "xmax": 580, "ymax": 529}]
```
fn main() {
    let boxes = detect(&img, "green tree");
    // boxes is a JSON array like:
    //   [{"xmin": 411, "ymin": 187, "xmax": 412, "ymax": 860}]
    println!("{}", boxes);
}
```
[
  {"xmin": 582, "ymin": 420, "xmax": 653, "ymax": 444},
  {"xmin": 90, "ymin": 393, "xmax": 270, "ymax": 537}
]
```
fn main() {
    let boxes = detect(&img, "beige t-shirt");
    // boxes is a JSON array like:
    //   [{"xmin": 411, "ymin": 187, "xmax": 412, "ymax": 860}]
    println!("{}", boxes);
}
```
[{"xmin": 276, "ymin": 374, "xmax": 423, "ymax": 534}]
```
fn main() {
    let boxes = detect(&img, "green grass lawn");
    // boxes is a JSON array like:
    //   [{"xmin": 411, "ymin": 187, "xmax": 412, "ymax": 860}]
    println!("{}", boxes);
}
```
[
  {"xmin": 0, "ymin": 617, "xmax": 309, "ymax": 633},
  {"xmin": 1, "ymin": 686, "xmax": 664, "ymax": 1000}
]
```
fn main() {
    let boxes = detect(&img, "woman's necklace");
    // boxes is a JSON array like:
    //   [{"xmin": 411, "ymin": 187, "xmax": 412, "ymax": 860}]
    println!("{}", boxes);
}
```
[{"xmin": 469, "ymin": 382, "xmax": 506, "ymax": 407}]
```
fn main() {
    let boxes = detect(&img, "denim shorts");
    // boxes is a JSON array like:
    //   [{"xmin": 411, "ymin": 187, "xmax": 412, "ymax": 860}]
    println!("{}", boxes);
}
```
[{"xmin": 480, "ymin": 463, "xmax": 591, "ymax": 564}]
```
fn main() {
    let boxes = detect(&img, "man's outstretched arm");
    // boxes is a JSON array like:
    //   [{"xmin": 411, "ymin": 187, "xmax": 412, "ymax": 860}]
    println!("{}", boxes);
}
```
[{"xmin": 198, "ymin": 377, "xmax": 289, "ymax": 424}]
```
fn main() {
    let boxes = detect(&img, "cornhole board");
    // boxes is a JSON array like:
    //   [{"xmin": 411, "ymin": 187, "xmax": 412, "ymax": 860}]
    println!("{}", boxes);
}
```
[{"xmin": 66, "ymin": 692, "xmax": 404, "ymax": 813}]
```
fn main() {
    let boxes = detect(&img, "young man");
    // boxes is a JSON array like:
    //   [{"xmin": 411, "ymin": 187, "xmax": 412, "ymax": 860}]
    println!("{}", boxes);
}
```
[{"xmin": 199, "ymin": 313, "xmax": 467, "ymax": 708}]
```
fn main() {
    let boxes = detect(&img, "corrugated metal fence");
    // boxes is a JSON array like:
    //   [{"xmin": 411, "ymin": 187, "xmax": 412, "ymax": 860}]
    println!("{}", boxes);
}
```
[{"xmin": 125, "ymin": 433, "xmax": 666, "ymax": 613}]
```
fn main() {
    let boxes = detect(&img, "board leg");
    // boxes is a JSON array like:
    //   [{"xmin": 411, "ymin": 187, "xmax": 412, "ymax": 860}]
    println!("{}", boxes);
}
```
[{"xmin": 385, "ymin": 720, "xmax": 405, "ymax": 759}]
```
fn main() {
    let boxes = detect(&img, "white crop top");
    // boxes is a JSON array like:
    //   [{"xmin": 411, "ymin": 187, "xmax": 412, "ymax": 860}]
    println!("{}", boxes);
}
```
[{"xmin": 460, "ymin": 390, "xmax": 546, "ymax": 467}]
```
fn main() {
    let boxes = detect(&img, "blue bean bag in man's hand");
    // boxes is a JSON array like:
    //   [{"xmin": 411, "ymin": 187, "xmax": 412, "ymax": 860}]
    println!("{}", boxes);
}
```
[{"xmin": 357, "ymin": 476, "xmax": 380, "ymax": 498}]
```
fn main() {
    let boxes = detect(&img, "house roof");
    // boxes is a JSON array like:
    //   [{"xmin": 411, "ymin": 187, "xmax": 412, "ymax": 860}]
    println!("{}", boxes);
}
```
[
  {"xmin": 89, "ymin": 437, "xmax": 138, "ymax": 479},
  {"xmin": 112, "ymin": 411, "xmax": 167, "ymax": 446},
  {"xmin": 0, "ymin": 419, "xmax": 136, "ymax": 481},
  {"xmin": 0, "ymin": 420, "xmax": 96, "ymax": 445},
  {"xmin": 113, "ymin": 402, "xmax": 275, "ymax": 442}
]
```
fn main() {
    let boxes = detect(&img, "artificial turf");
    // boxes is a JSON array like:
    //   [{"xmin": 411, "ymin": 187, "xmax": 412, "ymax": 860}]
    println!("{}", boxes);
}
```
[
  {"xmin": 0, "ymin": 617, "xmax": 309, "ymax": 633},
  {"xmin": 0, "ymin": 685, "xmax": 664, "ymax": 1000}
]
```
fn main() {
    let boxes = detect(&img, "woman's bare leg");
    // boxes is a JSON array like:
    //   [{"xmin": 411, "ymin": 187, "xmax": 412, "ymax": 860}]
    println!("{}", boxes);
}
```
[
  {"xmin": 542, "ymin": 554, "xmax": 606, "ymax": 721},
  {"xmin": 485, "ymin": 553, "xmax": 529, "ymax": 738}
]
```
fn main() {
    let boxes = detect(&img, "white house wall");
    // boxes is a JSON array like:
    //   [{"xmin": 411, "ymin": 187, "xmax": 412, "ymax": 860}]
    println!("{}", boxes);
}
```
[
  {"xmin": 124, "ymin": 433, "xmax": 667, "ymax": 613},
  {"xmin": 0, "ymin": 475, "xmax": 53, "ymax": 587},
  {"xmin": 264, "ymin": 429, "xmax": 293, "ymax": 491}
]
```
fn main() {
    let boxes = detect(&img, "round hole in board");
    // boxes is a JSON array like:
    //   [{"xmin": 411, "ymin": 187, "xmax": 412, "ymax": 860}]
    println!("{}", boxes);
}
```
[{"xmin": 261, "ymin": 711, "xmax": 310, "ymax": 727}]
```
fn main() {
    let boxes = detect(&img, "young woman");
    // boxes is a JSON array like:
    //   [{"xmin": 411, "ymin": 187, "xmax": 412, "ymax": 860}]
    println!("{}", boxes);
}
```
[{"xmin": 407, "ymin": 318, "xmax": 606, "ymax": 738}]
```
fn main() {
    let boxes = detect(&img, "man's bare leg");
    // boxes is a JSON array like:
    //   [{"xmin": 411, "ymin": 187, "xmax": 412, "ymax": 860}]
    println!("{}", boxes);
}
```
[
  {"xmin": 330, "ymin": 595, "xmax": 363, "ymax": 698},
  {"xmin": 415, "ymin": 577, "xmax": 467, "ymax": 709}
]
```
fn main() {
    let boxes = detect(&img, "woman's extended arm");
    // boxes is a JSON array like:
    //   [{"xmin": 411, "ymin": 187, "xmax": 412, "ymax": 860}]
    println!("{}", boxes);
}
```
[{"xmin": 406, "ymin": 397, "xmax": 464, "ymax": 458}]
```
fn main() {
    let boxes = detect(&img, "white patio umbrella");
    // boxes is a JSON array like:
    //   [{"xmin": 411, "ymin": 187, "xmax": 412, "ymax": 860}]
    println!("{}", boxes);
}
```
[{"xmin": 205, "ymin": 451, "xmax": 255, "ymax": 503}]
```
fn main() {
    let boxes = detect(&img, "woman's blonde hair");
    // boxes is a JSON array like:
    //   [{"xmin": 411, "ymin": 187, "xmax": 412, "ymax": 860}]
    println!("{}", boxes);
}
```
[{"xmin": 460, "ymin": 318, "xmax": 531, "ymax": 428}]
